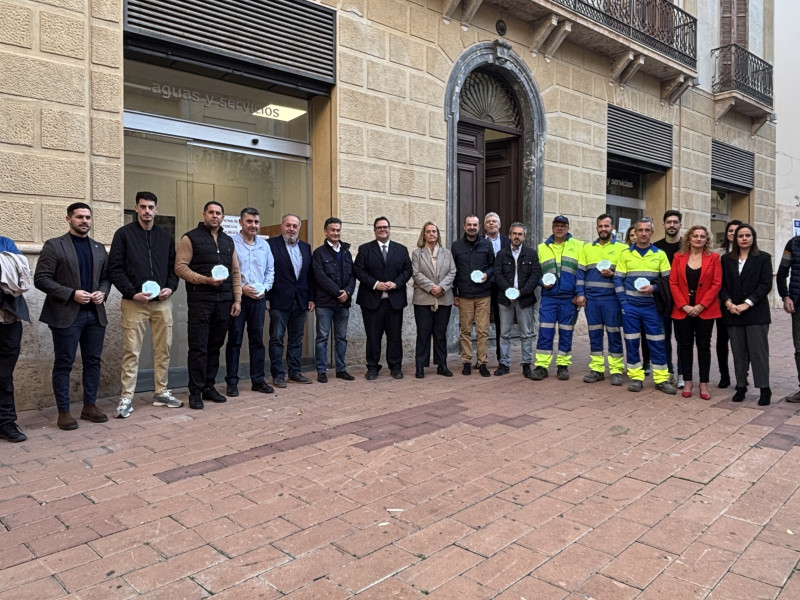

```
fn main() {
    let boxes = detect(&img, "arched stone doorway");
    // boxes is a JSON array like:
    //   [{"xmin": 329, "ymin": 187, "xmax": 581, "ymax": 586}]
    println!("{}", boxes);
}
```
[{"xmin": 445, "ymin": 40, "xmax": 546, "ymax": 244}]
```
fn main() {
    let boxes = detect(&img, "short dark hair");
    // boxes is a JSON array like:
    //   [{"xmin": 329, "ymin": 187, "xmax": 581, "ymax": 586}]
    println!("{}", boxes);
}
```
[
  {"xmin": 67, "ymin": 202, "xmax": 91, "ymax": 216},
  {"xmin": 324, "ymin": 217, "xmax": 342, "ymax": 230},
  {"xmin": 204, "ymin": 201, "xmax": 224, "ymax": 213},
  {"xmin": 136, "ymin": 191, "xmax": 157, "ymax": 205},
  {"xmin": 731, "ymin": 223, "xmax": 760, "ymax": 258},
  {"xmin": 373, "ymin": 216, "xmax": 390, "ymax": 228},
  {"xmin": 464, "ymin": 214, "xmax": 479, "ymax": 225},
  {"xmin": 596, "ymin": 213, "xmax": 613, "ymax": 224},
  {"xmin": 240, "ymin": 207, "xmax": 259, "ymax": 218},
  {"xmin": 663, "ymin": 210, "xmax": 682, "ymax": 223}
]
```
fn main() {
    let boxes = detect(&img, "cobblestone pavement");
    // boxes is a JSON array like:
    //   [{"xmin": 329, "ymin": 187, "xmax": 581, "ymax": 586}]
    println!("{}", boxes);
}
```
[{"xmin": 2, "ymin": 309, "xmax": 800, "ymax": 599}]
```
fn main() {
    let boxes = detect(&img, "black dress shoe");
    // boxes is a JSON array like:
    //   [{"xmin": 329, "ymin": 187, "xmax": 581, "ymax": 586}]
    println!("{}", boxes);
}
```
[
  {"xmin": 226, "ymin": 383, "xmax": 239, "ymax": 397},
  {"xmin": 189, "ymin": 394, "xmax": 204, "ymax": 410},
  {"xmin": 251, "ymin": 381, "xmax": 274, "ymax": 394},
  {"xmin": 202, "ymin": 387, "xmax": 227, "ymax": 403},
  {"xmin": 391, "ymin": 370, "xmax": 404, "ymax": 380},
  {"xmin": 718, "ymin": 375, "xmax": 730, "ymax": 389},
  {"xmin": 415, "ymin": 367, "xmax": 424, "ymax": 379},
  {"xmin": 462, "ymin": 363, "xmax": 471, "ymax": 375},
  {"xmin": 494, "ymin": 365, "xmax": 509, "ymax": 376},
  {"xmin": 0, "ymin": 422, "xmax": 27, "ymax": 443},
  {"xmin": 365, "ymin": 370, "xmax": 378, "ymax": 381},
  {"xmin": 732, "ymin": 387, "xmax": 747, "ymax": 402},
  {"xmin": 289, "ymin": 374, "xmax": 313, "ymax": 384},
  {"xmin": 336, "ymin": 371, "xmax": 355, "ymax": 381},
  {"xmin": 478, "ymin": 364, "xmax": 491, "ymax": 377},
  {"xmin": 273, "ymin": 377, "xmax": 287, "ymax": 388},
  {"xmin": 317, "ymin": 372, "xmax": 328, "ymax": 383},
  {"xmin": 437, "ymin": 365, "xmax": 453, "ymax": 377},
  {"xmin": 758, "ymin": 387, "xmax": 772, "ymax": 406}
]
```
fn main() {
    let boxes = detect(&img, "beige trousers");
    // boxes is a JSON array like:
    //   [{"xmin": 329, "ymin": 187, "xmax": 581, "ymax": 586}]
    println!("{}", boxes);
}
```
[
  {"xmin": 120, "ymin": 297, "xmax": 173, "ymax": 398},
  {"xmin": 458, "ymin": 296, "xmax": 491, "ymax": 365}
]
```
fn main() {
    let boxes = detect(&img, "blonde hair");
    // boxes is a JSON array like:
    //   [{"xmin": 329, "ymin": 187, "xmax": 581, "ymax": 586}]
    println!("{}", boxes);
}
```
[
  {"xmin": 417, "ymin": 221, "xmax": 442, "ymax": 248},
  {"xmin": 681, "ymin": 225, "xmax": 711, "ymax": 254}
]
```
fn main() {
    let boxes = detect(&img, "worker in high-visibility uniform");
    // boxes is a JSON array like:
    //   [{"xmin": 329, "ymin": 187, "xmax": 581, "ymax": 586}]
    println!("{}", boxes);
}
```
[
  {"xmin": 576, "ymin": 214, "xmax": 628, "ymax": 386},
  {"xmin": 531, "ymin": 215, "xmax": 583, "ymax": 381},
  {"xmin": 614, "ymin": 217, "xmax": 678, "ymax": 394}
]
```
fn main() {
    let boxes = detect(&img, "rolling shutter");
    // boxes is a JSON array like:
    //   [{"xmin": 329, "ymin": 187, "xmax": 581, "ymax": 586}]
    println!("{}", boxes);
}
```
[
  {"xmin": 607, "ymin": 105, "xmax": 673, "ymax": 171},
  {"xmin": 712, "ymin": 139, "xmax": 754, "ymax": 193},
  {"xmin": 125, "ymin": 0, "xmax": 335, "ymax": 93}
]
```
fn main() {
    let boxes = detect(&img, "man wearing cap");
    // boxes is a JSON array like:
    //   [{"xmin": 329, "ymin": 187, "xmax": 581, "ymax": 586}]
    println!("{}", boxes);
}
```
[
  {"xmin": 531, "ymin": 215, "xmax": 583, "ymax": 381},
  {"xmin": 493, "ymin": 222, "xmax": 541, "ymax": 378},
  {"xmin": 576, "ymin": 214, "xmax": 627, "ymax": 386},
  {"xmin": 614, "ymin": 217, "xmax": 676, "ymax": 394}
]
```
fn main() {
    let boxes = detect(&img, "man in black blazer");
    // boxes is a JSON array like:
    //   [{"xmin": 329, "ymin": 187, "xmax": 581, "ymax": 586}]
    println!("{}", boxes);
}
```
[
  {"xmin": 267, "ymin": 214, "xmax": 315, "ymax": 387},
  {"xmin": 34, "ymin": 202, "xmax": 111, "ymax": 431},
  {"xmin": 353, "ymin": 216, "xmax": 412, "ymax": 380},
  {"xmin": 484, "ymin": 212, "xmax": 511, "ymax": 363}
]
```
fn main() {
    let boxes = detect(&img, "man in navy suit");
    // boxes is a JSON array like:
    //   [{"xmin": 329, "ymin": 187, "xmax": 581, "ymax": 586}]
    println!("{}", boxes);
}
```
[
  {"xmin": 353, "ymin": 216, "xmax": 412, "ymax": 380},
  {"xmin": 267, "ymin": 214, "xmax": 315, "ymax": 387},
  {"xmin": 34, "ymin": 202, "xmax": 111, "ymax": 430}
]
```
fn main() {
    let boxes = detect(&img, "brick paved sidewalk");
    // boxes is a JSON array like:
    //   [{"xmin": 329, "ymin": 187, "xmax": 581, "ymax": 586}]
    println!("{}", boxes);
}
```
[{"xmin": 1, "ymin": 309, "xmax": 799, "ymax": 598}]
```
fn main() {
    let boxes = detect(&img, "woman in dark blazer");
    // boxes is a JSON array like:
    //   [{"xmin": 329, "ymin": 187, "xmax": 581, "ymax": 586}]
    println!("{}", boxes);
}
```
[
  {"xmin": 719, "ymin": 223, "xmax": 773, "ymax": 405},
  {"xmin": 670, "ymin": 225, "xmax": 722, "ymax": 400},
  {"xmin": 712, "ymin": 219, "xmax": 742, "ymax": 388},
  {"xmin": 411, "ymin": 222, "xmax": 457, "ymax": 378}
]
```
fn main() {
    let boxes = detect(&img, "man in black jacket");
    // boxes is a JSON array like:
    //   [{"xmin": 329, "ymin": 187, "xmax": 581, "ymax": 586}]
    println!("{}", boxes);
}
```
[
  {"xmin": 493, "ymin": 223, "xmax": 541, "ymax": 378},
  {"xmin": 109, "ymin": 192, "xmax": 181, "ymax": 418},
  {"xmin": 452, "ymin": 214, "xmax": 495, "ymax": 377},
  {"xmin": 175, "ymin": 201, "xmax": 242, "ymax": 409},
  {"xmin": 312, "ymin": 218, "xmax": 356, "ymax": 382}
]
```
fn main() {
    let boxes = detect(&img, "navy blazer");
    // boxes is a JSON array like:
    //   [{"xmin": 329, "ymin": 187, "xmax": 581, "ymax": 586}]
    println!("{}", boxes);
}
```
[
  {"xmin": 34, "ymin": 233, "xmax": 111, "ymax": 327},
  {"xmin": 267, "ymin": 236, "xmax": 314, "ymax": 311},
  {"xmin": 353, "ymin": 239, "xmax": 412, "ymax": 311}
]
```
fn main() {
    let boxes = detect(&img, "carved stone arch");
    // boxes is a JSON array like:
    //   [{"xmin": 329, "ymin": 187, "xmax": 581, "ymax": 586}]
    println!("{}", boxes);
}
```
[{"xmin": 445, "ymin": 39, "xmax": 546, "ymax": 245}]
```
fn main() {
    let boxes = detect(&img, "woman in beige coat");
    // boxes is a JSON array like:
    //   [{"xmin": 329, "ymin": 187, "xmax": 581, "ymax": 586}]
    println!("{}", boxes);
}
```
[{"xmin": 412, "ymin": 222, "xmax": 457, "ymax": 378}]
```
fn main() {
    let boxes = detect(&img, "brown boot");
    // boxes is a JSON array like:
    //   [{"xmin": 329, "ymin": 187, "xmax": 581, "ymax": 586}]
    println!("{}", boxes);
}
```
[
  {"xmin": 57, "ymin": 411, "xmax": 78, "ymax": 430},
  {"xmin": 80, "ymin": 404, "xmax": 108, "ymax": 423}
]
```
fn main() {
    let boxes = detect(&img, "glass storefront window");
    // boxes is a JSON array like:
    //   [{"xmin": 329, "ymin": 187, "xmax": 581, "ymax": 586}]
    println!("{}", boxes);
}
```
[
  {"xmin": 606, "ymin": 168, "xmax": 645, "ymax": 240},
  {"xmin": 124, "ymin": 60, "xmax": 310, "ymax": 143},
  {"xmin": 710, "ymin": 189, "xmax": 732, "ymax": 248}
]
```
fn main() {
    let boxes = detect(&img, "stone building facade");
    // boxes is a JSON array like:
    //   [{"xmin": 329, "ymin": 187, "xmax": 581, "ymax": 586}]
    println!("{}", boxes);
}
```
[{"xmin": 0, "ymin": 0, "xmax": 775, "ymax": 410}]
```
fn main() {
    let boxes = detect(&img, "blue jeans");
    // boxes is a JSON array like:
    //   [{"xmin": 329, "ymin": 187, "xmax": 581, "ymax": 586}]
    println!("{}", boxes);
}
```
[
  {"xmin": 225, "ymin": 295, "xmax": 267, "ymax": 385},
  {"xmin": 315, "ymin": 306, "xmax": 350, "ymax": 373},
  {"xmin": 50, "ymin": 309, "xmax": 106, "ymax": 411},
  {"xmin": 269, "ymin": 308, "xmax": 307, "ymax": 378}
]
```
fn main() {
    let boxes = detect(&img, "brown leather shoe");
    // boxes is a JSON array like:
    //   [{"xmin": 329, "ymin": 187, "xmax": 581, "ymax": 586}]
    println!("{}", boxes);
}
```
[
  {"xmin": 80, "ymin": 404, "xmax": 108, "ymax": 423},
  {"xmin": 57, "ymin": 411, "xmax": 78, "ymax": 430}
]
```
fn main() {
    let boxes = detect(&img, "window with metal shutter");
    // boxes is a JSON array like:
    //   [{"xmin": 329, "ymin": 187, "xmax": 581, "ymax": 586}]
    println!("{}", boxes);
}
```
[
  {"xmin": 711, "ymin": 139, "xmax": 754, "ymax": 192},
  {"xmin": 124, "ymin": 0, "xmax": 335, "ymax": 91},
  {"xmin": 607, "ymin": 105, "xmax": 673, "ymax": 170}
]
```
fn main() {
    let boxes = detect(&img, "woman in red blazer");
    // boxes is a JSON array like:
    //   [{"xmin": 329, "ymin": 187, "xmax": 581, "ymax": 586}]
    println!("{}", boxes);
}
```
[{"xmin": 670, "ymin": 225, "xmax": 722, "ymax": 399}]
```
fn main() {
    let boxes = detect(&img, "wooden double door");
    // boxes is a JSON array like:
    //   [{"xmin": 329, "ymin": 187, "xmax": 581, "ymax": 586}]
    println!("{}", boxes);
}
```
[{"xmin": 456, "ymin": 122, "xmax": 522, "ymax": 230}]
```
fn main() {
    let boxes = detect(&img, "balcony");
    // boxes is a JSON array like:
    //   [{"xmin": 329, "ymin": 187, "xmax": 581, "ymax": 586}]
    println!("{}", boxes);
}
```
[
  {"xmin": 711, "ymin": 44, "xmax": 773, "ymax": 108},
  {"xmin": 551, "ymin": 0, "xmax": 696, "ymax": 69},
  {"xmin": 446, "ymin": 0, "xmax": 697, "ymax": 98}
]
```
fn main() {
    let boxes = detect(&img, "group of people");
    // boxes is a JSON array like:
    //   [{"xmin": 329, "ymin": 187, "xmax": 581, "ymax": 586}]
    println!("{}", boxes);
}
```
[{"xmin": 1, "ymin": 199, "xmax": 799, "ymax": 444}]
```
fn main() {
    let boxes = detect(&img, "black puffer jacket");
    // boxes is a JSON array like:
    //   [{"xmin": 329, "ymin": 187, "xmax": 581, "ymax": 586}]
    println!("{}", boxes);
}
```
[
  {"xmin": 451, "ymin": 235, "xmax": 494, "ymax": 298},
  {"xmin": 109, "ymin": 220, "xmax": 178, "ymax": 300}
]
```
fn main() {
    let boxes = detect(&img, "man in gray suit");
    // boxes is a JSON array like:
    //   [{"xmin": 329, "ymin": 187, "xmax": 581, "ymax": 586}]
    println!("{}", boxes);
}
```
[{"xmin": 34, "ymin": 202, "xmax": 111, "ymax": 430}]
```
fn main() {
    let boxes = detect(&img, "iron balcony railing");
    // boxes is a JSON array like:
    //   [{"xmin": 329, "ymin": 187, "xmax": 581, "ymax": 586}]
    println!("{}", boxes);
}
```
[
  {"xmin": 711, "ymin": 43, "xmax": 773, "ymax": 108},
  {"xmin": 552, "ymin": 0, "xmax": 697, "ymax": 69}
]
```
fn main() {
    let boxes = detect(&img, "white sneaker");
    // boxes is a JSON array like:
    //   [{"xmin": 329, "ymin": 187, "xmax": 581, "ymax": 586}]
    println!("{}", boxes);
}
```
[
  {"xmin": 114, "ymin": 397, "xmax": 134, "ymax": 419},
  {"xmin": 678, "ymin": 375, "xmax": 685, "ymax": 389},
  {"xmin": 153, "ymin": 391, "xmax": 184, "ymax": 408}
]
